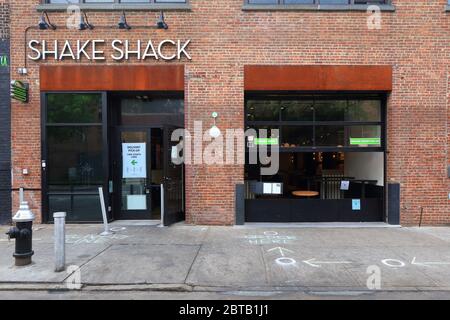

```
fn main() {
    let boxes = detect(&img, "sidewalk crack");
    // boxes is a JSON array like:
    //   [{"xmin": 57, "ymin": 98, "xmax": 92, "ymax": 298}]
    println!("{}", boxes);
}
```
[
  {"xmin": 61, "ymin": 244, "xmax": 113, "ymax": 283},
  {"xmin": 184, "ymin": 244, "xmax": 202, "ymax": 285}
]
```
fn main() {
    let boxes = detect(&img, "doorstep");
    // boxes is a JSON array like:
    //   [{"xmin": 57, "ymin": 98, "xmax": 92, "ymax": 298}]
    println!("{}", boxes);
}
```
[{"xmin": 109, "ymin": 220, "xmax": 162, "ymax": 227}]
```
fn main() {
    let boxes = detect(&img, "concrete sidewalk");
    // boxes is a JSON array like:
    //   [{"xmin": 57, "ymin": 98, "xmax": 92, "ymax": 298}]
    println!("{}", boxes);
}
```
[{"xmin": 1, "ymin": 223, "xmax": 450, "ymax": 296}]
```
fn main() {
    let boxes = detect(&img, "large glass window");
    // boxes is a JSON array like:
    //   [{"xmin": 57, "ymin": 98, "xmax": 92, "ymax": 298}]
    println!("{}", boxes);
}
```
[
  {"xmin": 246, "ymin": 95, "xmax": 384, "ymax": 150},
  {"xmin": 45, "ymin": 93, "xmax": 104, "ymax": 222},
  {"xmin": 120, "ymin": 96, "xmax": 184, "ymax": 126},
  {"xmin": 247, "ymin": 0, "xmax": 388, "ymax": 4}
]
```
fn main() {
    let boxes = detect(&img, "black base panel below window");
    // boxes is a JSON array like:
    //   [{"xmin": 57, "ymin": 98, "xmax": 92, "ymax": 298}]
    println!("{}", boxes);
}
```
[{"xmin": 245, "ymin": 199, "xmax": 383, "ymax": 223}]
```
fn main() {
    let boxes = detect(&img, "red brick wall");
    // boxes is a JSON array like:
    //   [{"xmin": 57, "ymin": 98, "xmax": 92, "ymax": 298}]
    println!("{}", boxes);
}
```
[{"xmin": 9, "ymin": 0, "xmax": 450, "ymax": 225}]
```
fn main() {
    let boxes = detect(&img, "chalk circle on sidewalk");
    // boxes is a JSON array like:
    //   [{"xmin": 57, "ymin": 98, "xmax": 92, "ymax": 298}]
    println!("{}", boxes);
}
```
[
  {"xmin": 264, "ymin": 231, "xmax": 279, "ymax": 236},
  {"xmin": 275, "ymin": 257, "xmax": 296, "ymax": 266},
  {"xmin": 110, "ymin": 227, "xmax": 127, "ymax": 232},
  {"xmin": 381, "ymin": 259, "xmax": 405, "ymax": 268}
]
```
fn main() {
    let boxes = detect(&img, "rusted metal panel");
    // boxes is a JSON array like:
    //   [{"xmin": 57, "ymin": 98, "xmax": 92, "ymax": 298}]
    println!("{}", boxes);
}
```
[
  {"xmin": 40, "ymin": 65, "xmax": 185, "ymax": 91},
  {"xmin": 244, "ymin": 65, "xmax": 392, "ymax": 91}
]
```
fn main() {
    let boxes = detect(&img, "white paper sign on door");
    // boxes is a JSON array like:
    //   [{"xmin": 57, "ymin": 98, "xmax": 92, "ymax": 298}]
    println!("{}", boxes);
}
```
[{"xmin": 122, "ymin": 143, "xmax": 146, "ymax": 178}]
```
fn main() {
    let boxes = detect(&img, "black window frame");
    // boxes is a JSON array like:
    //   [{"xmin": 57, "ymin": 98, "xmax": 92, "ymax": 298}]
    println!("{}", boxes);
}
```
[
  {"xmin": 43, "ymin": 0, "xmax": 188, "ymax": 3},
  {"xmin": 245, "ymin": 0, "xmax": 389, "ymax": 4},
  {"xmin": 41, "ymin": 92, "xmax": 109, "ymax": 223},
  {"xmin": 38, "ymin": 0, "xmax": 191, "ymax": 11},
  {"xmin": 243, "ymin": 0, "xmax": 395, "ymax": 11},
  {"xmin": 244, "ymin": 92, "xmax": 387, "ymax": 153}
]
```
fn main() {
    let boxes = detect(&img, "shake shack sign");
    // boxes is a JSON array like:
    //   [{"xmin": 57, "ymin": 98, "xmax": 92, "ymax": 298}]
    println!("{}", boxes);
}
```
[{"xmin": 28, "ymin": 39, "xmax": 192, "ymax": 61}]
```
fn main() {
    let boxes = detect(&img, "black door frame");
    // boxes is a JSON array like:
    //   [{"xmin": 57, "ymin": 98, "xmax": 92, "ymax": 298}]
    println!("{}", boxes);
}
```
[
  {"xmin": 41, "ymin": 91, "xmax": 185, "ymax": 224},
  {"xmin": 113, "ymin": 126, "xmax": 155, "ymax": 220},
  {"xmin": 162, "ymin": 125, "xmax": 185, "ymax": 226}
]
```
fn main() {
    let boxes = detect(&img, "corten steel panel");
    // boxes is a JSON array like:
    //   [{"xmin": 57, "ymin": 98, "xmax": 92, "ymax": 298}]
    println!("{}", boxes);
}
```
[
  {"xmin": 40, "ymin": 65, "xmax": 184, "ymax": 91},
  {"xmin": 244, "ymin": 65, "xmax": 392, "ymax": 91}
]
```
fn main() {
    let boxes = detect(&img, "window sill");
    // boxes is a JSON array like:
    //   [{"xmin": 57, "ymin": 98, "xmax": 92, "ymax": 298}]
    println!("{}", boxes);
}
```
[
  {"xmin": 242, "ymin": 4, "xmax": 395, "ymax": 12},
  {"xmin": 36, "ymin": 3, "xmax": 192, "ymax": 12}
]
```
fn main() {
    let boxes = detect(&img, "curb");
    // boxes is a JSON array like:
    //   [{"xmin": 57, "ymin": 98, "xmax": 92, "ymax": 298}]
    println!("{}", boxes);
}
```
[
  {"xmin": 1, "ymin": 282, "xmax": 450, "ymax": 293},
  {"xmin": 0, "ymin": 283, "xmax": 193, "ymax": 292}
]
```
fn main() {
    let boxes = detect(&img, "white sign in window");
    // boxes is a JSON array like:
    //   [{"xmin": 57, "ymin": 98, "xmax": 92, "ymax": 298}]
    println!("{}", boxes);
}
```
[
  {"xmin": 127, "ymin": 195, "xmax": 147, "ymax": 210},
  {"xmin": 340, "ymin": 180, "xmax": 350, "ymax": 191},
  {"xmin": 122, "ymin": 143, "xmax": 147, "ymax": 179}
]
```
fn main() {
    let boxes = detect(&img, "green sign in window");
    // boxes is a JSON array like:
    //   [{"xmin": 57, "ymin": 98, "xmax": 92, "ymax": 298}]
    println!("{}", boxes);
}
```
[
  {"xmin": 350, "ymin": 138, "xmax": 381, "ymax": 145},
  {"xmin": 0, "ymin": 55, "xmax": 8, "ymax": 67},
  {"xmin": 254, "ymin": 138, "xmax": 279, "ymax": 145}
]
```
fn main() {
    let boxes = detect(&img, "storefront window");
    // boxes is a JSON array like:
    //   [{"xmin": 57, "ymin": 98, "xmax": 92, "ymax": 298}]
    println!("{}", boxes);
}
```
[
  {"xmin": 46, "ymin": 0, "xmax": 188, "ymax": 4},
  {"xmin": 246, "ymin": 96, "xmax": 384, "ymax": 150},
  {"xmin": 244, "ymin": 95, "xmax": 386, "ymax": 223},
  {"xmin": 348, "ymin": 125, "xmax": 381, "ymax": 147},
  {"xmin": 45, "ymin": 93, "xmax": 104, "ymax": 222},
  {"xmin": 47, "ymin": 94, "xmax": 102, "ymax": 123},
  {"xmin": 315, "ymin": 126, "xmax": 345, "ymax": 146},
  {"xmin": 315, "ymin": 100, "xmax": 347, "ymax": 122},
  {"xmin": 281, "ymin": 101, "xmax": 314, "ymax": 121},
  {"xmin": 46, "ymin": 0, "xmax": 187, "ymax": 3},
  {"xmin": 47, "ymin": 127, "xmax": 103, "ymax": 189},
  {"xmin": 281, "ymin": 126, "xmax": 313, "ymax": 147},
  {"xmin": 247, "ymin": 0, "xmax": 388, "ymax": 4},
  {"xmin": 121, "ymin": 97, "xmax": 184, "ymax": 126},
  {"xmin": 347, "ymin": 100, "xmax": 381, "ymax": 122},
  {"xmin": 246, "ymin": 100, "xmax": 280, "ymax": 121}
]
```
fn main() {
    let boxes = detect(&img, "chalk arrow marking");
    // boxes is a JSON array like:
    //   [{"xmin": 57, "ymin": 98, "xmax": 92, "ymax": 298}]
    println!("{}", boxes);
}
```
[
  {"xmin": 303, "ymin": 258, "xmax": 352, "ymax": 268},
  {"xmin": 411, "ymin": 257, "xmax": 450, "ymax": 267},
  {"xmin": 267, "ymin": 247, "xmax": 294, "ymax": 257}
]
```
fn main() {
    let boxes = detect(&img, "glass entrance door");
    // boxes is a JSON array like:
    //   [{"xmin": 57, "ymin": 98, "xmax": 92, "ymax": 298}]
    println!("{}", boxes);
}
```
[{"xmin": 118, "ymin": 129, "xmax": 152, "ymax": 219}]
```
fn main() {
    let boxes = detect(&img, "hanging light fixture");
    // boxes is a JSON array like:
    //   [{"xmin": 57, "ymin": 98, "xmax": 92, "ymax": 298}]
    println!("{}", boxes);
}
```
[
  {"xmin": 38, "ymin": 11, "xmax": 56, "ymax": 30},
  {"xmin": 209, "ymin": 112, "xmax": 221, "ymax": 139},
  {"xmin": 118, "ymin": 11, "xmax": 131, "ymax": 30},
  {"xmin": 156, "ymin": 11, "xmax": 169, "ymax": 30},
  {"xmin": 79, "ymin": 12, "xmax": 94, "ymax": 31}
]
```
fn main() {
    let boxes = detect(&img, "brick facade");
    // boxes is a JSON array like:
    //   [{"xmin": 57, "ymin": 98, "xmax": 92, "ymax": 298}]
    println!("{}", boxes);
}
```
[{"xmin": 9, "ymin": 0, "xmax": 450, "ymax": 226}]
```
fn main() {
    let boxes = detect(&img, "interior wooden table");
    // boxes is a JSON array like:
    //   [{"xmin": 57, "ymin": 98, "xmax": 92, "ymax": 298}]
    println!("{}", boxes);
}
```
[{"xmin": 292, "ymin": 190, "xmax": 320, "ymax": 197}]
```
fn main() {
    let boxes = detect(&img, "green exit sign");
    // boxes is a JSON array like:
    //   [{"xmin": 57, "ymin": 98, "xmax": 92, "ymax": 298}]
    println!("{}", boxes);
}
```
[
  {"xmin": 10, "ymin": 80, "xmax": 29, "ymax": 103},
  {"xmin": 254, "ymin": 138, "xmax": 279, "ymax": 145},
  {"xmin": 0, "ymin": 55, "xmax": 8, "ymax": 67},
  {"xmin": 350, "ymin": 138, "xmax": 381, "ymax": 145}
]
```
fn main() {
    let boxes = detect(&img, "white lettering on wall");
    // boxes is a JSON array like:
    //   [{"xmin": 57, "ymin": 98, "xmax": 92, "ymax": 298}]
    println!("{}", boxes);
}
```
[
  {"xmin": 178, "ymin": 39, "xmax": 191, "ymax": 60},
  {"xmin": 158, "ymin": 40, "xmax": 177, "ymax": 61},
  {"xmin": 77, "ymin": 40, "xmax": 91, "ymax": 60},
  {"xmin": 42, "ymin": 40, "xmax": 58, "ymax": 60},
  {"xmin": 27, "ymin": 39, "xmax": 192, "ymax": 62},
  {"xmin": 143, "ymin": 40, "xmax": 159, "ymax": 60},
  {"xmin": 92, "ymin": 40, "xmax": 105, "ymax": 61},
  {"xmin": 111, "ymin": 40, "xmax": 124, "ymax": 60},
  {"xmin": 28, "ymin": 40, "xmax": 41, "ymax": 60},
  {"xmin": 59, "ymin": 40, "xmax": 76, "ymax": 60},
  {"xmin": 125, "ymin": 40, "xmax": 141, "ymax": 60}
]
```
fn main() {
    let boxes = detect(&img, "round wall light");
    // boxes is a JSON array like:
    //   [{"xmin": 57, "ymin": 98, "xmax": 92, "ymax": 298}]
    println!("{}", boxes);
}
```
[
  {"xmin": 209, "ymin": 112, "xmax": 221, "ymax": 138},
  {"xmin": 209, "ymin": 126, "xmax": 221, "ymax": 139}
]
